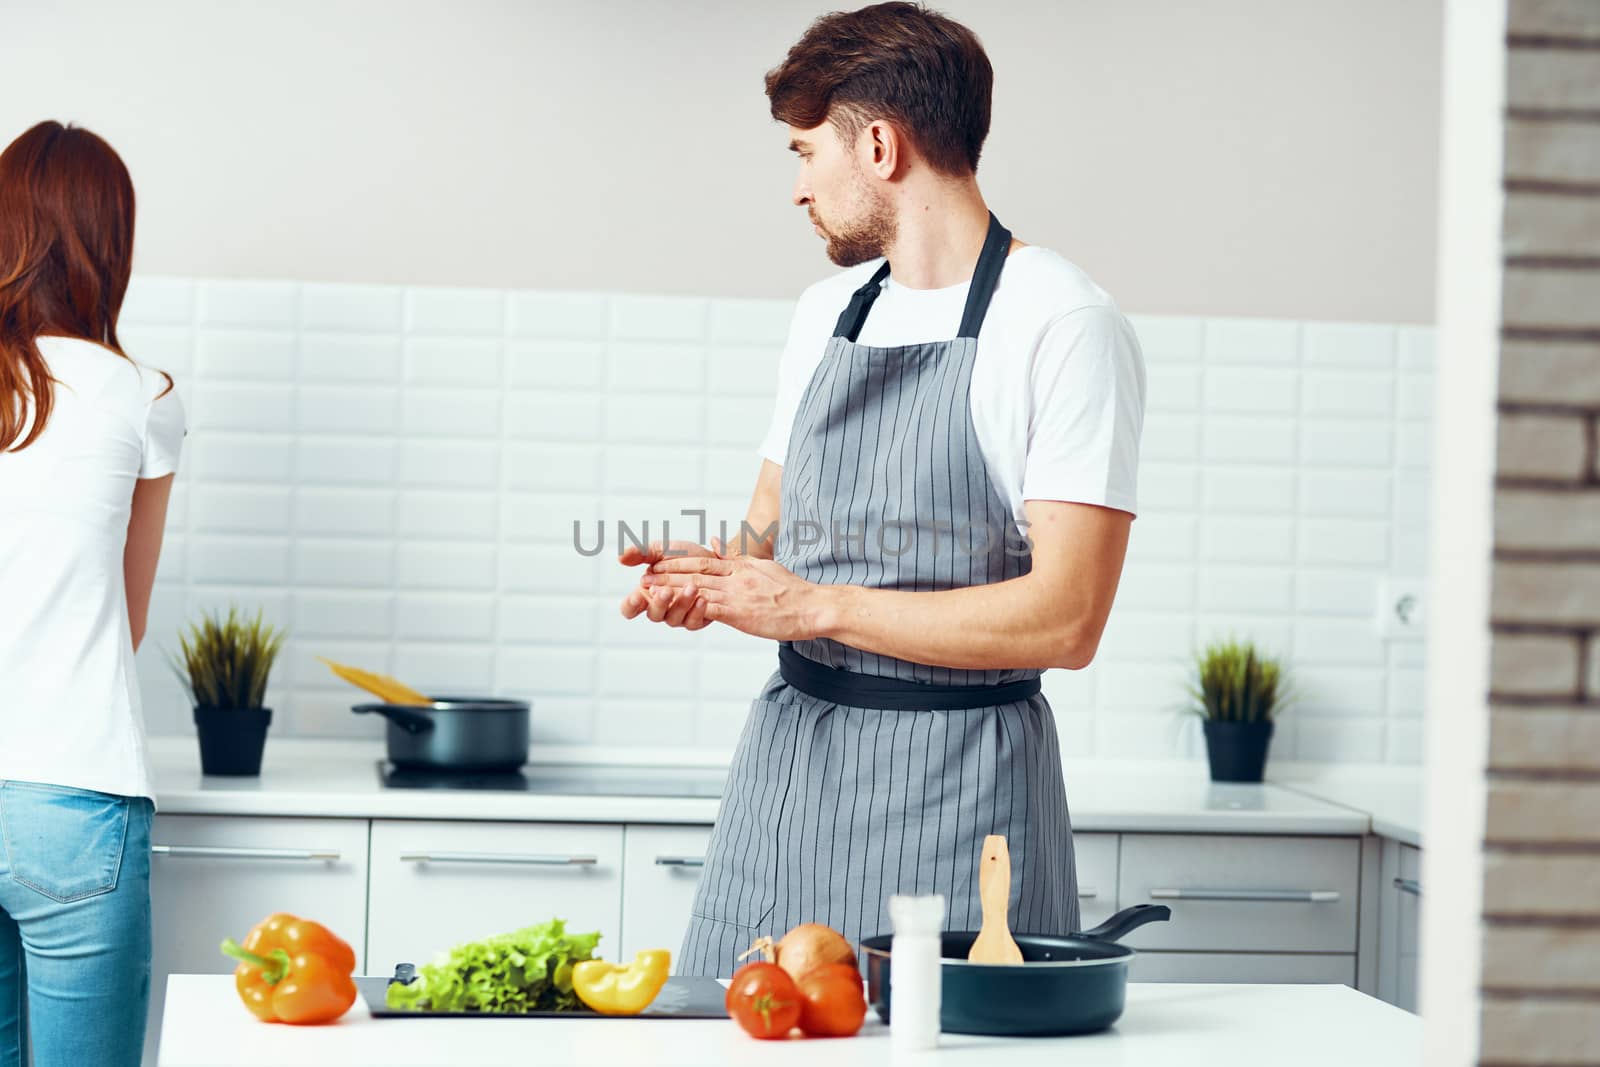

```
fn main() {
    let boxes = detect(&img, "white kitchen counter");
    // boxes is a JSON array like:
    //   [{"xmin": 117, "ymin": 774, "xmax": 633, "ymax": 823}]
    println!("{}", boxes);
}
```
[
  {"xmin": 157, "ymin": 974, "xmax": 1420, "ymax": 1066},
  {"xmin": 148, "ymin": 738, "xmax": 1373, "ymax": 834},
  {"xmin": 1269, "ymin": 763, "xmax": 1425, "ymax": 847}
]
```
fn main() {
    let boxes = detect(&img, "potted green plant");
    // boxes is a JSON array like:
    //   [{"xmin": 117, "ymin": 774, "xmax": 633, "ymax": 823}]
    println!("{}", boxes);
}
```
[
  {"xmin": 170, "ymin": 606, "xmax": 286, "ymax": 776},
  {"xmin": 1186, "ymin": 638, "xmax": 1290, "ymax": 783}
]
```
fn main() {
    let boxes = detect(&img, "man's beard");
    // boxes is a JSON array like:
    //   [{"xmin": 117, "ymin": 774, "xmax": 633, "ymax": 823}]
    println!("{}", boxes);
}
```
[{"xmin": 817, "ymin": 171, "xmax": 896, "ymax": 267}]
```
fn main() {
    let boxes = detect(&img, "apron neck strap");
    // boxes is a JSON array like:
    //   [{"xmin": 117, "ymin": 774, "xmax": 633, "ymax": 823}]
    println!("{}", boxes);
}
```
[
  {"xmin": 832, "ymin": 261, "xmax": 894, "ymax": 342},
  {"xmin": 829, "ymin": 212, "xmax": 1013, "ymax": 343},
  {"xmin": 956, "ymin": 212, "xmax": 1013, "ymax": 340}
]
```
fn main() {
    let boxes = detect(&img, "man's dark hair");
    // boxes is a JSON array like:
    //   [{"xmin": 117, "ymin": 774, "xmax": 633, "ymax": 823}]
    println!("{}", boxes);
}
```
[{"xmin": 764, "ymin": 2, "xmax": 993, "ymax": 177}]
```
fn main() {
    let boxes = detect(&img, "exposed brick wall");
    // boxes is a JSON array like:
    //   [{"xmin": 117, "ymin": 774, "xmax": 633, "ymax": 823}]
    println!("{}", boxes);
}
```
[{"xmin": 1481, "ymin": 2, "xmax": 1600, "ymax": 1063}]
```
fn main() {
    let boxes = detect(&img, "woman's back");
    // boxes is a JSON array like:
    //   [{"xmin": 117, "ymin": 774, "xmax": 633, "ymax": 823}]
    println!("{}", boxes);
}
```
[
  {"xmin": 0, "ymin": 117, "xmax": 180, "ymax": 1067},
  {"xmin": 0, "ymin": 334, "xmax": 184, "ymax": 798}
]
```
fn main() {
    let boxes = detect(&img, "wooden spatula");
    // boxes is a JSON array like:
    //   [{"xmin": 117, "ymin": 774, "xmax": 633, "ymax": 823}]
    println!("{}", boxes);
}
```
[{"xmin": 967, "ymin": 834, "xmax": 1024, "ymax": 964}]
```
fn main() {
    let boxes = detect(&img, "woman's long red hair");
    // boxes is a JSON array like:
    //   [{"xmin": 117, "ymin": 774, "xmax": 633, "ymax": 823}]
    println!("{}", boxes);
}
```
[{"xmin": 0, "ymin": 121, "xmax": 158, "ymax": 452}]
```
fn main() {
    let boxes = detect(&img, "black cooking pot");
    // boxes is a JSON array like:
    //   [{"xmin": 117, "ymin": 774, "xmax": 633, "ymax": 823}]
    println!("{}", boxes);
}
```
[
  {"xmin": 861, "ymin": 903, "xmax": 1171, "ymax": 1037},
  {"xmin": 352, "ymin": 697, "xmax": 530, "ymax": 772}
]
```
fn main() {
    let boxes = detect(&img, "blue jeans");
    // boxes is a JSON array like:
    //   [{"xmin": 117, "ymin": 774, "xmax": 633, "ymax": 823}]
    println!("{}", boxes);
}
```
[{"xmin": 0, "ymin": 781, "xmax": 153, "ymax": 1067}]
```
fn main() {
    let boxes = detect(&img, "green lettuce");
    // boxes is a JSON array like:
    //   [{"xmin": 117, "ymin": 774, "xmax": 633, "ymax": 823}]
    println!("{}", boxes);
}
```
[{"xmin": 385, "ymin": 918, "xmax": 602, "ymax": 1014}]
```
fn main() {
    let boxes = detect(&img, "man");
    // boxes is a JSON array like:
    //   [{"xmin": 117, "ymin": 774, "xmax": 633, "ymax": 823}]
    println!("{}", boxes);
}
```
[{"xmin": 619, "ymin": 1, "xmax": 1145, "ymax": 977}]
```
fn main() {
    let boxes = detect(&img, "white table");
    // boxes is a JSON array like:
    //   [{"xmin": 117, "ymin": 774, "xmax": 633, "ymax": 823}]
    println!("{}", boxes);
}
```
[{"xmin": 159, "ymin": 975, "xmax": 1420, "ymax": 1066}]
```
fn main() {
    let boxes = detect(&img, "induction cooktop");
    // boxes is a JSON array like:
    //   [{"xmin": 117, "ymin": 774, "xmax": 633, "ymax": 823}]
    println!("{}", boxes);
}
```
[{"xmin": 376, "ymin": 761, "xmax": 726, "ymax": 799}]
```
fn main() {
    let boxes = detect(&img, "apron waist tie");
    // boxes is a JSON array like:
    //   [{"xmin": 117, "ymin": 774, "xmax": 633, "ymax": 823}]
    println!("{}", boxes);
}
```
[{"xmin": 777, "ymin": 646, "xmax": 1042, "ymax": 711}]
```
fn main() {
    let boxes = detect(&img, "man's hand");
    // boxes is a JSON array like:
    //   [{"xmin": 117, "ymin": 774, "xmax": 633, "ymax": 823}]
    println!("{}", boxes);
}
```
[
  {"xmin": 642, "ymin": 555, "xmax": 824, "ymax": 642},
  {"xmin": 618, "ymin": 539, "xmax": 722, "ymax": 629}
]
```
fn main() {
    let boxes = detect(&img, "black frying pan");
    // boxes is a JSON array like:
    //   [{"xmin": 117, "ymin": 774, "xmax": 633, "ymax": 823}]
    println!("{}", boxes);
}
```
[{"xmin": 860, "ymin": 903, "xmax": 1171, "ymax": 1037}]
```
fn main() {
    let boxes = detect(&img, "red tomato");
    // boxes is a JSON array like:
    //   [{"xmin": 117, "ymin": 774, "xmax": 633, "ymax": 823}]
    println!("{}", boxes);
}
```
[
  {"xmin": 726, "ymin": 961, "xmax": 801, "ymax": 1040},
  {"xmin": 796, "ymin": 967, "xmax": 867, "ymax": 1038}
]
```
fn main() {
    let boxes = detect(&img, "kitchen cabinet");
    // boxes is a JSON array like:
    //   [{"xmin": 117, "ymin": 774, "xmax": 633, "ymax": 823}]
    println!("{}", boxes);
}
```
[
  {"xmin": 1118, "ymin": 833, "xmax": 1361, "ymax": 953},
  {"xmin": 144, "ymin": 815, "xmax": 370, "ymax": 1067},
  {"xmin": 1113, "ymin": 832, "xmax": 1361, "ymax": 988},
  {"xmin": 1376, "ymin": 840, "xmax": 1422, "ymax": 1011},
  {"xmin": 365, "ymin": 819, "xmax": 624, "ymax": 975},
  {"xmin": 1072, "ymin": 832, "xmax": 1119, "ymax": 931},
  {"xmin": 1129, "ymin": 951, "xmax": 1356, "ymax": 985},
  {"xmin": 620, "ymin": 824, "xmax": 713, "ymax": 965}
]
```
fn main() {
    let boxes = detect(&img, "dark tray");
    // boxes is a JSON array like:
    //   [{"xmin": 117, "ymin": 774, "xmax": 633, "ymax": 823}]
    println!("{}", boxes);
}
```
[{"xmin": 357, "ymin": 969, "xmax": 729, "ymax": 1020}]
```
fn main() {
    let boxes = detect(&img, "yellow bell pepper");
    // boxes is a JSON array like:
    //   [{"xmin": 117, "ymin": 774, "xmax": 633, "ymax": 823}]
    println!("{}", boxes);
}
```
[{"xmin": 572, "ymin": 949, "xmax": 671, "ymax": 1016}]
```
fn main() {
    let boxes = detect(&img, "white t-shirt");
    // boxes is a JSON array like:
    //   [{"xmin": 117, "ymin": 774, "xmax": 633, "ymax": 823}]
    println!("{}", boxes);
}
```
[
  {"xmin": 0, "ymin": 335, "xmax": 186, "ymax": 800},
  {"xmin": 759, "ymin": 246, "xmax": 1146, "ymax": 528}
]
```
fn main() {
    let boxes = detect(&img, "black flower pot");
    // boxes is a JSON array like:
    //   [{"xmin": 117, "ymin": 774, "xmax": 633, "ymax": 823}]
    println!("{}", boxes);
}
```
[
  {"xmin": 1202, "ymin": 719, "xmax": 1274, "ymax": 783},
  {"xmin": 194, "ymin": 706, "xmax": 272, "ymax": 776}
]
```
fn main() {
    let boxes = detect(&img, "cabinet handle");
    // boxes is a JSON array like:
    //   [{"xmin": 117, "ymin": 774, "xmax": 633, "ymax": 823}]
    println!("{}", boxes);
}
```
[
  {"xmin": 1393, "ymin": 878, "xmax": 1423, "ymax": 897},
  {"xmin": 400, "ymin": 851, "xmax": 597, "ymax": 867},
  {"xmin": 1148, "ymin": 888, "xmax": 1341, "ymax": 903},
  {"xmin": 1077, "ymin": 887, "xmax": 1098, "ymax": 899},
  {"xmin": 152, "ymin": 845, "xmax": 341, "ymax": 862},
  {"xmin": 653, "ymin": 856, "xmax": 706, "ymax": 868}
]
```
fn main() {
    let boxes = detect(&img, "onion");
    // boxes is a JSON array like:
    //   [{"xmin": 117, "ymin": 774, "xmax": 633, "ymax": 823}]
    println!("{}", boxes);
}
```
[{"xmin": 743, "ymin": 923, "xmax": 857, "ymax": 983}]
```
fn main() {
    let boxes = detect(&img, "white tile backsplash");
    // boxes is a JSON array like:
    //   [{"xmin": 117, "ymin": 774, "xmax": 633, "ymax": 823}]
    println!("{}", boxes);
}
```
[
  {"xmin": 1302, "ymin": 322, "xmax": 1397, "ymax": 368},
  {"xmin": 1203, "ymin": 367, "xmax": 1299, "ymax": 413},
  {"xmin": 299, "ymin": 334, "xmax": 403, "ymax": 382},
  {"xmin": 196, "ymin": 280, "xmax": 297, "ymax": 327},
  {"xmin": 709, "ymin": 299, "xmax": 794, "ymax": 345},
  {"xmin": 125, "ymin": 276, "xmax": 1435, "ymax": 764},
  {"xmin": 299, "ymin": 386, "xmax": 399, "ymax": 435},
  {"xmin": 1126, "ymin": 313, "xmax": 1203, "ymax": 360},
  {"xmin": 610, "ymin": 295, "xmax": 708, "ymax": 342},
  {"xmin": 1203, "ymin": 318, "xmax": 1301, "ymax": 365},
  {"xmin": 404, "ymin": 287, "xmax": 506, "ymax": 335},
  {"xmin": 1295, "ymin": 570, "xmax": 1379, "ymax": 616},
  {"xmin": 190, "ymin": 485, "xmax": 292, "ymax": 535},
  {"xmin": 1299, "ymin": 518, "xmax": 1390, "ymax": 565},
  {"xmin": 1396, "ymin": 326, "xmax": 1437, "ymax": 370},
  {"xmin": 294, "ymin": 488, "xmax": 395, "ymax": 537},
  {"xmin": 123, "ymin": 277, "xmax": 197, "ymax": 325},
  {"xmin": 294, "ymin": 540, "xmax": 395, "ymax": 588},
  {"xmin": 1299, "ymin": 471, "xmax": 1393, "ymax": 517},
  {"xmin": 300, "ymin": 283, "xmax": 404, "ymax": 333},
  {"xmin": 1301, "ymin": 370, "xmax": 1396, "ymax": 417},
  {"xmin": 403, "ymin": 337, "xmax": 502, "ymax": 386},
  {"xmin": 1201, "ymin": 417, "xmax": 1296, "ymax": 464},
  {"xmin": 1199, "ymin": 517, "xmax": 1295, "ymax": 563},
  {"xmin": 1146, "ymin": 365, "xmax": 1202, "ymax": 411},
  {"xmin": 508, "ymin": 292, "xmax": 609, "ymax": 339},
  {"xmin": 607, "ymin": 341, "xmax": 707, "ymax": 392},
  {"xmin": 1300, "ymin": 420, "xmax": 1395, "ymax": 467},
  {"xmin": 197, "ymin": 330, "xmax": 297, "ymax": 381}
]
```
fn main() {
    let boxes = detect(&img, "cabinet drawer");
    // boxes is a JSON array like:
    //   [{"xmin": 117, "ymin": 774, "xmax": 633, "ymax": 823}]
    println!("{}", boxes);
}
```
[
  {"xmin": 621, "ymin": 824, "xmax": 713, "ymax": 967},
  {"xmin": 367, "ymin": 820, "xmax": 623, "ymax": 975},
  {"xmin": 1397, "ymin": 844, "xmax": 1422, "ymax": 955},
  {"xmin": 1394, "ymin": 843, "xmax": 1422, "ymax": 1011},
  {"xmin": 147, "ymin": 816, "xmax": 370, "ymax": 1066},
  {"xmin": 1072, "ymin": 832, "xmax": 1119, "ymax": 933},
  {"xmin": 1129, "ymin": 951, "xmax": 1356, "ymax": 985},
  {"xmin": 1118, "ymin": 834, "xmax": 1360, "ymax": 952}
]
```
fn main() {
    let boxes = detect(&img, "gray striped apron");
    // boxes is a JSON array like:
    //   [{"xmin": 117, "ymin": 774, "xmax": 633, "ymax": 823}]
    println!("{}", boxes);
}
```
[{"xmin": 678, "ymin": 214, "xmax": 1078, "ymax": 977}]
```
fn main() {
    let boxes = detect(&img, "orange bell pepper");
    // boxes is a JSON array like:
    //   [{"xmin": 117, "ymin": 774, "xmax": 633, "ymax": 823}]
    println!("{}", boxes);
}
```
[{"xmin": 220, "ymin": 913, "xmax": 358, "ymax": 1025}]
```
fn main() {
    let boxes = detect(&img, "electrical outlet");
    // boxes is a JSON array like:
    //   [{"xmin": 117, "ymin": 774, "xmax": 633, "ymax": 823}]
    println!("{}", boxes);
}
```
[{"xmin": 1376, "ymin": 578, "xmax": 1427, "ymax": 640}]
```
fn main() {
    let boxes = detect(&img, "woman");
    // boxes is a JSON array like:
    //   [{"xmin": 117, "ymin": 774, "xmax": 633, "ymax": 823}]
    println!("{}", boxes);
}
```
[{"xmin": 0, "ymin": 121, "xmax": 184, "ymax": 1066}]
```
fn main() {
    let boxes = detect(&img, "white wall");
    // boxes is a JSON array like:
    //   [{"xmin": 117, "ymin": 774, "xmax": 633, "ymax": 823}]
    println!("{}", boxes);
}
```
[
  {"xmin": 1420, "ymin": 0, "xmax": 1504, "ymax": 1057},
  {"xmin": 122, "ymin": 274, "xmax": 1435, "ymax": 763},
  {"xmin": 3, "ymin": 0, "xmax": 1441, "ymax": 322}
]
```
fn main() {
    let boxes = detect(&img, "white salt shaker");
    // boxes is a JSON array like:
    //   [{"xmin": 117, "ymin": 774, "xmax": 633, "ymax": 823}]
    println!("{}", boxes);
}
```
[{"xmin": 887, "ymin": 893, "xmax": 945, "ymax": 1052}]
